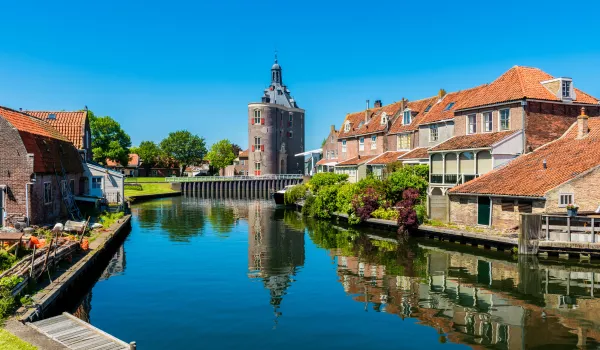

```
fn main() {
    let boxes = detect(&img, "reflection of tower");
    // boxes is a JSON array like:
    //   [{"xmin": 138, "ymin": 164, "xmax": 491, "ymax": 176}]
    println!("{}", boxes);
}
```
[
  {"xmin": 73, "ymin": 291, "xmax": 92, "ymax": 323},
  {"xmin": 100, "ymin": 245, "xmax": 126, "ymax": 281},
  {"xmin": 247, "ymin": 201, "xmax": 305, "ymax": 326}
]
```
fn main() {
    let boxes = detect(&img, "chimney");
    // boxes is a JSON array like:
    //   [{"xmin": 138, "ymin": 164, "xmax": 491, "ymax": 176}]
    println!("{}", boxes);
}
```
[
  {"xmin": 330, "ymin": 124, "xmax": 336, "ymax": 133},
  {"xmin": 400, "ymin": 97, "xmax": 407, "ymax": 113},
  {"xmin": 365, "ymin": 100, "xmax": 370, "ymax": 123},
  {"xmin": 577, "ymin": 107, "xmax": 589, "ymax": 139},
  {"xmin": 438, "ymin": 88, "xmax": 447, "ymax": 102},
  {"xmin": 19, "ymin": 108, "xmax": 22, "ymax": 112},
  {"xmin": 374, "ymin": 100, "xmax": 382, "ymax": 108},
  {"xmin": 543, "ymin": 159, "xmax": 547, "ymax": 169}
]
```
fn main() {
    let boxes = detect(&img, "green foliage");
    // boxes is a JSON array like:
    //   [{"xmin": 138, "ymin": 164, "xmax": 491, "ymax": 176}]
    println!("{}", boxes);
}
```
[
  {"xmin": 0, "ymin": 328, "xmax": 38, "ymax": 349},
  {"xmin": 0, "ymin": 276, "xmax": 23, "ymax": 320},
  {"xmin": 310, "ymin": 184, "xmax": 340, "ymax": 219},
  {"xmin": 321, "ymin": 138, "xmax": 327, "ymax": 147},
  {"xmin": 131, "ymin": 141, "xmax": 162, "ymax": 174},
  {"xmin": 205, "ymin": 139, "xmax": 236, "ymax": 171},
  {"xmin": 371, "ymin": 207, "xmax": 399, "ymax": 221},
  {"xmin": 284, "ymin": 184, "xmax": 307, "ymax": 205},
  {"xmin": 0, "ymin": 251, "xmax": 16, "ymax": 271},
  {"xmin": 307, "ymin": 173, "xmax": 348, "ymax": 193},
  {"xmin": 89, "ymin": 111, "xmax": 132, "ymax": 166},
  {"xmin": 415, "ymin": 204, "xmax": 427, "ymax": 224},
  {"xmin": 160, "ymin": 130, "xmax": 207, "ymax": 173},
  {"xmin": 385, "ymin": 166, "xmax": 429, "ymax": 204},
  {"xmin": 336, "ymin": 182, "xmax": 360, "ymax": 215},
  {"xmin": 98, "ymin": 212, "xmax": 125, "ymax": 228},
  {"xmin": 355, "ymin": 175, "xmax": 385, "ymax": 193},
  {"xmin": 301, "ymin": 194, "xmax": 316, "ymax": 216}
]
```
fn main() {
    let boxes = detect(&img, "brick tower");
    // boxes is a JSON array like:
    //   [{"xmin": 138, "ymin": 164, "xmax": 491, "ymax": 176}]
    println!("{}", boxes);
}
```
[{"xmin": 248, "ymin": 55, "xmax": 305, "ymax": 175}]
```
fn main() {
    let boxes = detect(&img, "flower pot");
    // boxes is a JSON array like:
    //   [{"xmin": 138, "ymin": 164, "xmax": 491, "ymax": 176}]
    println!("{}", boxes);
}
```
[{"xmin": 567, "ymin": 208, "xmax": 578, "ymax": 217}]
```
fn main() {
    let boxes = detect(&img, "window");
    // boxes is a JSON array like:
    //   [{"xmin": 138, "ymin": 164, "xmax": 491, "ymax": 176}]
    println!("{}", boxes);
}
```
[
  {"xmin": 501, "ymin": 200, "xmax": 514, "ymax": 212},
  {"xmin": 288, "ymin": 113, "xmax": 293, "ymax": 127},
  {"xmin": 371, "ymin": 135, "xmax": 377, "ymax": 149},
  {"xmin": 330, "ymin": 135, "xmax": 334, "ymax": 143},
  {"xmin": 254, "ymin": 162, "xmax": 261, "ymax": 176},
  {"xmin": 430, "ymin": 124, "xmax": 439, "ymax": 142},
  {"xmin": 359, "ymin": 137, "xmax": 365, "ymax": 151},
  {"xmin": 342, "ymin": 140, "xmax": 347, "ymax": 152},
  {"xmin": 240, "ymin": 159, "xmax": 245, "ymax": 165},
  {"xmin": 467, "ymin": 114, "xmax": 477, "ymax": 134},
  {"xmin": 443, "ymin": 102, "xmax": 455, "ymax": 111},
  {"xmin": 518, "ymin": 201, "xmax": 533, "ymax": 213},
  {"xmin": 288, "ymin": 131, "xmax": 293, "ymax": 138},
  {"xmin": 483, "ymin": 112, "xmax": 493, "ymax": 132},
  {"xmin": 380, "ymin": 114, "xmax": 388, "ymax": 125},
  {"xmin": 92, "ymin": 177, "xmax": 102, "ymax": 189},
  {"xmin": 253, "ymin": 110, "xmax": 261, "ymax": 125},
  {"xmin": 403, "ymin": 110, "xmax": 411, "ymax": 125},
  {"xmin": 344, "ymin": 122, "xmax": 351, "ymax": 132},
  {"xmin": 558, "ymin": 193, "xmax": 574, "ymax": 207},
  {"xmin": 397, "ymin": 134, "xmax": 410, "ymax": 150},
  {"xmin": 424, "ymin": 104, "xmax": 433, "ymax": 112},
  {"xmin": 499, "ymin": 109, "xmax": 510, "ymax": 130},
  {"xmin": 562, "ymin": 80, "xmax": 571, "ymax": 98},
  {"xmin": 44, "ymin": 182, "xmax": 52, "ymax": 204}
]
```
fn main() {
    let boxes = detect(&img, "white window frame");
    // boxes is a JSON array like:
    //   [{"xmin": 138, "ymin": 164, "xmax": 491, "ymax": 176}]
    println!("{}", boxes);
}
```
[
  {"xmin": 558, "ymin": 193, "xmax": 574, "ymax": 207},
  {"xmin": 44, "ymin": 182, "xmax": 52, "ymax": 204},
  {"xmin": 344, "ymin": 122, "xmax": 351, "ymax": 132},
  {"xmin": 467, "ymin": 114, "xmax": 477, "ymax": 134},
  {"xmin": 380, "ymin": 113, "xmax": 388, "ymax": 125},
  {"xmin": 359, "ymin": 137, "xmax": 365, "ymax": 151},
  {"xmin": 499, "ymin": 109, "xmax": 510, "ymax": 131},
  {"xmin": 370, "ymin": 135, "xmax": 377, "ymax": 150},
  {"xmin": 429, "ymin": 124, "xmax": 439, "ymax": 142},
  {"xmin": 397, "ymin": 134, "xmax": 410, "ymax": 150},
  {"xmin": 342, "ymin": 139, "xmax": 347, "ymax": 153},
  {"xmin": 402, "ymin": 110, "xmax": 411, "ymax": 125},
  {"xmin": 483, "ymin": 111, "xmax": 493, "ymax": 133},
  {"xmin": 253, "ymin": 109, "xmax": 261, "ymax": 125},
  {"xmin": 562, "ymin": 80, "xmax": 571, "ymax": 98},
  {"xmin": 288, "ymin": 130, "xmax": 293, "ymax": 138}
]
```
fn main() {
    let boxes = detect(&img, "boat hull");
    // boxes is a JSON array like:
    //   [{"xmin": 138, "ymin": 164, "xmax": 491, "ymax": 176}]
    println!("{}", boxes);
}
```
[{"xmin": 273, "ymin": 192, "xmax": 285, "ymax": 205}]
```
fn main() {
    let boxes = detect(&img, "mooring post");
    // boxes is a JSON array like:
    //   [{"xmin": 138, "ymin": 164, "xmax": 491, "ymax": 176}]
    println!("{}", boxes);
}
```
[
  {"xmin": 591, "ymin": 218, "xmax": 595, "ymax": 243},
  {"xmin": 545, "ymin": 216, "xmax": 549, "ymax": 241},
  {"xmin": 519, "ymin": 213, "xmax": 541, "ymax": 255},
  {"xmin": 130, "ymin": 341, "xmax": 137, "ymax": 350}
]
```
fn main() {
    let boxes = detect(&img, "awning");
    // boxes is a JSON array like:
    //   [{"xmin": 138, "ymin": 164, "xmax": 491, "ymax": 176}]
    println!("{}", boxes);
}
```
[{"xmin": 295, "ymin": 148, "xmax": 323, "ymax": 157}]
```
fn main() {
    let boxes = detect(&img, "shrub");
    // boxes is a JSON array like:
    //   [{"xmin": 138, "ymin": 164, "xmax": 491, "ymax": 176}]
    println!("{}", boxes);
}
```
[
  {"xmin": 310, "ymin": 184, "xmax": 340, "ymax": 219},
  {"xmin": 336, "ymin": 182, "xmax": 360, "ymax": 215},
  {"xmin": 0, "ymin": 251, "xmax": 16, "ymax": 271},
  {"xmin": 356, "ymin": 175, "xmax": 385, "ymax": 193},
  {"xmin": 371, "ymin": 207, "xmax": 399, "ymax": 221},
  {"xmin": 308, "ymin": 173, "xmax": 348, "ymax": 193},
  {"xmin": 397, "ymin": 188, "xmax": 421, "ymax": 235},
  {"xmin": 385, "ymin": 167, "xmax": 428, "ymax": 204},
  {"xmin": 414, "ymin": 204, "xmax": 427, "ymax": 224},
  {"xmin": 98, "ymin": 212, "xmax": 125, "ymax": 228},
  {"xmin": 352, "ymin": 186, "xmax": 385, "ymax": 223},
  {"xmin": 0, "ymin": 276, "xmax": 23, "ymax": 319},
  {"xmin": 301, "ymin": 194, "xmax": 316, "ymax": 216},
  {"xmin": 284, "ymin": 184, "xmax": 307, "ymax": 205}
]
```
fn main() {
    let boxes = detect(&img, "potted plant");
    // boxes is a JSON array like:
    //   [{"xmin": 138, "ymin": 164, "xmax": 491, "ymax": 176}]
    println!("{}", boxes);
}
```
[{"xmin": 567, "ymin": 204, "xmax": 579, "ymax": 217}]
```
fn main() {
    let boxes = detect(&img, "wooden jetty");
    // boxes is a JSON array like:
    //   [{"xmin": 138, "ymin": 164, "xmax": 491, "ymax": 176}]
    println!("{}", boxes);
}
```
[{"xmin": 29, "ymin": 312, "xmax": 135, "ymax": 349}]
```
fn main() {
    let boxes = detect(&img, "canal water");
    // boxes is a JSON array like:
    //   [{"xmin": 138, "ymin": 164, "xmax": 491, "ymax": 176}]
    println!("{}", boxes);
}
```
[{"xmin": 71, "ymin": 197, "xmax": 600, "ymax": 349}]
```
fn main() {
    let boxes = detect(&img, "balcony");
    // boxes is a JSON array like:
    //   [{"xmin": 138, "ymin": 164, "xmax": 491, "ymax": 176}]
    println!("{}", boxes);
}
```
[
  {"xmin": 430, "ymin": 173, "xmax": 479, "ymax": 186},
  {"xmin": 444, "ymin": 174, "xmax": 458, "ymax": 184},
  {"xmin": 431, "ymin": 174, "xmax": 444, "ymax": 184}
]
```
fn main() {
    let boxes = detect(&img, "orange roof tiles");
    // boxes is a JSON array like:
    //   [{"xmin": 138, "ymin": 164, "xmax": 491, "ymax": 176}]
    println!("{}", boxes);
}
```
[
  {"xmin": 388, "ymin": 96, "xmax": 438, "ymax": 134},
  {"xmin": 449, "ymin": 117, "xmax": 600, "ymax": 197},
  {"xmin": 418, "ymin": 86, "xmax": 486, "ymax": 126},
  {"xmin": 338, "ymin": 101, "xmax": 405, "ymax": 139},
  {"xmin": 430, "ymin": 130, "xmax": 517, "ymax": 152},
  {"xmin": 460, "ymin": 66, "xmax": 599, "ymax": 110},
  {"xmin": 0, "ymin": 106, "xmax": 71, "ymax": 142},
  {"xmin": 398, "ymin": 147, "xmax": 429, "ymax": 160},
  {"xmin": 238, "ymin": 149, "xmax": 249, "ymax": 158},
  {"xmin": 316, "ymin": 158, "xmax": 338, "ymax": 165},
  {"xmin": 25, "ymin": 111, "xmax": 87, "ymax": 149},
  {"xmin": 106, "ymin": 153, "xmax": 140, "ymax": 167},
  {"xmin": 336, "ymin": 155, "xmax": 376, "ymax": 166},
  {"xmin": 367, "ymin": 151, "xmax": 407, "ymax": 165}
]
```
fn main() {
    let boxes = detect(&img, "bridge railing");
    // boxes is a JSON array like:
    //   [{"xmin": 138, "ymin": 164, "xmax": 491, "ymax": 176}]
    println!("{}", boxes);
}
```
[{"xmin": 165, "ymin": 174, "xmax": 304, "ymax": 182}]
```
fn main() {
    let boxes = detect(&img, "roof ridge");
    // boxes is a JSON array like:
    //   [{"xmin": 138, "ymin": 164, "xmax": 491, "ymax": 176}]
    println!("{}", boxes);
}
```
[{"xmin": 514, "ymin": 66, "xmax": 527, "ymax": 97}]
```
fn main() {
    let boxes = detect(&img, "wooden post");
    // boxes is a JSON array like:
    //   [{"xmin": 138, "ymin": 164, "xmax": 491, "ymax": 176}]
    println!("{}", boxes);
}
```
[
  {"xmin": 592, "ymin": 218, "xmax": 596, "ymax": 243},
  {"xmin": 567, "ymin": 216, "xmax": 571, "ymax": 242},
  {"xmin": 545, "ymin": 216, "xmax": 550, "ymax": 241},
  {"xmin": 29, "ymin": 244, "xmax": 36, "ymax": 277},
  {"xmin": 519, "ymin": 214, "xmax": 542, "ymax": 255},
  {"xmin": 129, "ymin": 341, "xmax": 137, "ymax": 350}
]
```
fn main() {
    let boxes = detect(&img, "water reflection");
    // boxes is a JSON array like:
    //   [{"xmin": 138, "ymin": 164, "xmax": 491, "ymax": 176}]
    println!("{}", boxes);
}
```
[{"xmin": 294, "ymin": 215, "xmax": 600, "ymax": 349}]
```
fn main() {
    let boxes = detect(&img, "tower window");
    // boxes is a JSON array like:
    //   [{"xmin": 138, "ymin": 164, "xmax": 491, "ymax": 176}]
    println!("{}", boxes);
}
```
[
  {"xmin": 254, "ymin": 110, "xmax": 261, "ymax": 125},
  {"xmin": 254, "ymin": 162, "xmax": 261, "ymax": 176},
  {"xmin": 342, "ymin": 139, "xmax": 347, "ymax": 152},
  {"xmin": 288, "ymin": 131, "xmax": 293, "ymax": 138},
  {"xmin": 289, "ymin": 113, "xmax": 293, "ymax": 127}
]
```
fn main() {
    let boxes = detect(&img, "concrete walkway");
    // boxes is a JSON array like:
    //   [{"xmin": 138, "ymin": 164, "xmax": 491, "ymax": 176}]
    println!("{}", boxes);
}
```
[{"xmin": 4, "ymin": 319, "xmax": 68, "ymax": 349}]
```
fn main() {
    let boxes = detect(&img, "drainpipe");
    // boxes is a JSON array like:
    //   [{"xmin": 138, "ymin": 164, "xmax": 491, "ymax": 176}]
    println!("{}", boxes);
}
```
[
  {"xmin": 521, "ymin": 99, "xmax": 527, "ymax": 153},
  {"xmin": 25, "ymin": 183, "xmax": 33, "ymax": 226}
]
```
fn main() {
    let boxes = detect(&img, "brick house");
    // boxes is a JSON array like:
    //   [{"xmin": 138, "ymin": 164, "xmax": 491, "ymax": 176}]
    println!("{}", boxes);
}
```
[
  {"xmin": 223, "ymin": 149, "xmax": 249, "ymax": 176},
  {"xmin": 106, "ymin": 154, "xmax": 140, "ymax": 177},
  {"xmin": 26, "ymin": 110, "xmax": 92, "ymax": 161},
  {"xmin": 0, "ymin": 106, "xmax": 83, "ymax": 227},
  {"xmin": 388, "ymin": 96, "xmax": 437, "ymax": 152},
  {"xmin": 448, "ymin": 111, "xmax": 600, "ymax": 230},
  {"xmin": 316, "ymin": 125, "xmax": 339, "ymax": 173},
  {"xmin": 366, "ymin": 151, "xmax": 407, "ymax": 179}
]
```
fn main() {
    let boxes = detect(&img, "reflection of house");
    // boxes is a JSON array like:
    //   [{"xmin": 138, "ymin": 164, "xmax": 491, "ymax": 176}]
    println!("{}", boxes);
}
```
[
  {"xmin": 448, "ymin": 111, "xmax": 600, "ymax": 229},
  {"xmin": 0, "ymin": 106, "xmax": 83, "ymax": 226},
  {"xmin": 100, "ymin": 245, "xmax": 126, "ymax": 280}
]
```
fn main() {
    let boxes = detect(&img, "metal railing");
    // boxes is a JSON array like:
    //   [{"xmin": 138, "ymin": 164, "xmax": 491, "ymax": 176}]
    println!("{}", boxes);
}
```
[
  {"xmin": 431, "ymin": 173, "xmax": 479, "ymax": 185},
  {"xmin": 165, "ymin": 174, "xmax": 304, "ymax": 182},
  {"xmin": 542, "ymin": 214, "xmax": 599, "ymax": 243}
]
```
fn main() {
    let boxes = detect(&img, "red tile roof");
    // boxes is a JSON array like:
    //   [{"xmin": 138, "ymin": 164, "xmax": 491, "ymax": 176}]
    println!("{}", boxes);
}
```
[
  {"xmin": 336, "ymin": 155, "xmax": 376, "ymax": 166},
  {"xmin": 338, "ymin": 101, "xmax": 404, "ymax": 139},
  {"xmin": 388, "ymin": 96, "xmax": 438, "ymax": 134},
  {"xmin": 450, "ymin": 116, "xmax": 600, "ymax": 197},
  {"xmin": 238, "ymin": 149, "xmax": 249, "ymax": 158},
  {"xmin": 430, "ymin": 130, "xmax": 518, "ymax": 152},
  {"xmin": 367, "ymin": 151, "xmax": 407, "ymax": 165},
  {"xmin": 418, "ymin": 86, "xmax": 486, "ymax": 126},
  {"xmin": 460, "ymin": 66, "xmax": 599, "ymax": 110},
  {"xmin": 25, "ymin": 111, "xmax": 88, "ymax": 149},
  {"xmin": 106, "ymin": 153, "xmax": 140, "ymax": 167},
  {"xmin": 316, "ymin": 158, "xmax": 338, "ymax": 166},
  {"xmin": 0, "ymin": 106, "xmax": 82, "ymax": 173},
  {"xmin": 398, "ymin": 147, "xmax": 429, "ymax": 160}
]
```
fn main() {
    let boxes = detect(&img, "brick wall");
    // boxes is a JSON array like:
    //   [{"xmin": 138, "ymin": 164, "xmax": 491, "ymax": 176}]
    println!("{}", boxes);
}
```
[
  {"xmin": 545, "ymin": 167, "xmax": 600, "ymax": 214},
  {"xmin": 449, "ymin": 195, "xmax": 478, "ymax": 226},
  {"xmin": 454, "ymin": 103, "xmax": 523, "ymax": 136},
  {"xmin": 338, "ymin": 137, "xmax": 358, "ymax": 161}
]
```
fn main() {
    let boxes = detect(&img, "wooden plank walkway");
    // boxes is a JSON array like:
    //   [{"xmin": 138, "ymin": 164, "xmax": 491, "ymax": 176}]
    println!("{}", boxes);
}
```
[{"xmin": 28, "ymin": 313, "xmax": 134, "ymax": 350}]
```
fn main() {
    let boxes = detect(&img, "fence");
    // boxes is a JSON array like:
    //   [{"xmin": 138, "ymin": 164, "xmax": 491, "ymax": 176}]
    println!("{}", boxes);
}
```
[
  {"xmin": 542, "ymin": 215, "xmax": 600, "ymax": 243},
  {"xmin": 166, "ymin": 174, "xmax": 304, "ymax": 182}
]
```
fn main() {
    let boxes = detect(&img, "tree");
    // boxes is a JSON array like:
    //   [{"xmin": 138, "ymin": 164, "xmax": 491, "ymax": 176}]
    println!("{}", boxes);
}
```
[
  {"xmin": 89, "ymin": 111, "xmax": 131, "ymax": 166},
  {"xmin": 205, "ymin": 139, "xmax": 236, "ymax": 172},
  {"xmin": 131, "ymin": 141, "xmax": 161, "ymax": 176},
  {"xmin": 231, "ymin": 143, "xmax": 243, "ymax": 157},
  {"xmin": 160, "ymin": 130, "xmax": 207, "ymax": 174}
]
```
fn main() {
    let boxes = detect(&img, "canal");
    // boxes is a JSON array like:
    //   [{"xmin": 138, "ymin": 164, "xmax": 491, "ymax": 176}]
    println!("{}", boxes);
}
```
[{"xmin": 68, "ymin": 197, "xmax": 600, "ymax": 349}]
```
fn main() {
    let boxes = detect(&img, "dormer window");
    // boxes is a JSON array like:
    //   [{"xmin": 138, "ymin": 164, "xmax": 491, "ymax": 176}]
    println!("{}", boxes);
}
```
[
  {"xmin": 48, "ymin": 113, "xmax": 56, "ymax": 120},
  {"xmin": 443, "ymin": 102, "xmax": 455, "ymax": 111},
  {"xmin": 344, "ymin": 122, "xmax": 351, "ymax": 132},
  {"xmin": 358, "ymin": 121, "xmax": 364, "ymax": 129},
  {"xmin": 380, "ymin": 113, "xmax": 388, "ymax": 125},
  {"xmin": 402, "ymin": 110, "xmax": 412, "ymax": 125},
  {"xmin": 542, "ymin": 77, "xmax": 575, "ymax": 101},
  {"xmin": 562, "ymin": 80, "xmax": 572, "ymax": 98},
  {"xmin": 424, "ymin": 104, "xmax": 433, "ymax": 112}
]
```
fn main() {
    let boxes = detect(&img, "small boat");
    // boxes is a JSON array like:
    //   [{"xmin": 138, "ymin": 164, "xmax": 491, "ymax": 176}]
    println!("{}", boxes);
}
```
[{"xmin": 273, "ymin": 185, "xmax": 296, "ymax": 205}]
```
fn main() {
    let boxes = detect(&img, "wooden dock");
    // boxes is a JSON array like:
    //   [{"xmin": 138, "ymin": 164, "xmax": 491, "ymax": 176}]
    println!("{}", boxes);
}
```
[{"xmin": 28, "ymin": 312, "xmax": 135, "ymax": 349}]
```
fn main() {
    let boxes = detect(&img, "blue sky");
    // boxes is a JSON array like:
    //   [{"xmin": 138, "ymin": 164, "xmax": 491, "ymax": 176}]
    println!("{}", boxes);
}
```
[{"xmin": 1, "ymin": 0, "xmax": 599, "ymax": 150}]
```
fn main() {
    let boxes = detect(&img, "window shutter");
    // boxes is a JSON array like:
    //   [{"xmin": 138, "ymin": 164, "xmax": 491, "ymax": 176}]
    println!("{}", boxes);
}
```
[
  {"xmin": 261, "ymin": 118, "xmax": 265, "ymax": 125},
  {"xmin": 260, "ymin": 145, "xmax": 264, "ymax": 152},
  {"xmin": 251, "ymin": 117, "xmax": 254, "ymax": 125},
  {"xmin": 518, "ymin": 201, "xmax": 533, "ymax": 213},
  {"xmin": 501, "ymin": 200, "xmax": 514, "ymax": 212},
  {"xmin": 251, "ymin": 145, "xmax": 255, "ymax": 152}
]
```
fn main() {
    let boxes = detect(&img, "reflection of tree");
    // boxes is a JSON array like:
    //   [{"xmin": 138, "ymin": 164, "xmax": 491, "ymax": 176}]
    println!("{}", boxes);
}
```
[
  {"xmin": 208, "ymin": 205, "xmax": 236, "ymax": 235},
  {"xmin": 134, "ymin": 197, "xmax": 206, "ymax": 242}
]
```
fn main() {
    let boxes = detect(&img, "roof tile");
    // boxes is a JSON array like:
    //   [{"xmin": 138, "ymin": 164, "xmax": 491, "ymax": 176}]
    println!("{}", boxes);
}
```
[
  {"xmin": 336, "ymin": 155, "xmax": 377, "ymax": 166},
  {"xmin": 25, "ymin": 111, "xmax": 87, "ymax": 149},
  {"xmin": 430, "ymin": 130, "xmax": 517, "ymax": 152},
  {"xmin": 367, "ymin": 151, "xmax": 407, "ymax": 165}
]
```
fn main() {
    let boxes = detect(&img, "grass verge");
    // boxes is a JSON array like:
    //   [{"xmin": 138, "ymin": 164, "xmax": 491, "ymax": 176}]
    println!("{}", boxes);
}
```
[
  {"xmin": 124, "ymin": 177, "xmax": 168, "ymax": 183},
  {"xmin": 124, "ymin": 183, "xmax": 179, "ymax": 199},
  {"xmin": 0, "ymin": 329, "xmax": 37, "ymax": 350}
]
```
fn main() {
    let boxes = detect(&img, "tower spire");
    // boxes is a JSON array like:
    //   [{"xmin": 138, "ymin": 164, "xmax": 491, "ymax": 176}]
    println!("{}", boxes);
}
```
[{"xmin": 271, "ymin": 52, "xmax": 282, "ymax": 85}]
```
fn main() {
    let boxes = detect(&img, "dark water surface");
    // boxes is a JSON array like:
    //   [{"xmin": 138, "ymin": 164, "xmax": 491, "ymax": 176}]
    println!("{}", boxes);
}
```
[{"xmin": 71, "ymin": 197, "xmax": 600, "ymax": 349}]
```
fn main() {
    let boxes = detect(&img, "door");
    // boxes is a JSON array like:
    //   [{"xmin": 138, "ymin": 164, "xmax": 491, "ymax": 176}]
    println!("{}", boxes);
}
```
[
  {"xmin": 429, "ymin": 188, "xmax": 448, "ymax": 221},
  {"xmin": 478, "ymin": 197, "xmax": 491, "ymax": 226}
]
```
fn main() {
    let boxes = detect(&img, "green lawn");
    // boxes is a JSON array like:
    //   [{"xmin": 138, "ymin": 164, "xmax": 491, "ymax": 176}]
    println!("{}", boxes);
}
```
[
  {"xmin": 0, "ymin": 329, "xmax": 37, "ymax": 350},
  {"xmin": 124, "ymin": 177, "xmax": 170, "ymax": 183},
  {"xmin": 124, "ymin": 183, "xmax": 179, "ymax": 199}
]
